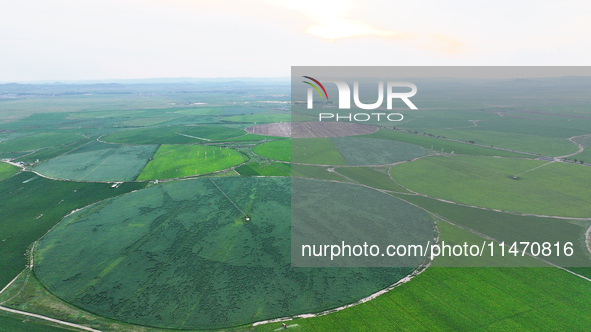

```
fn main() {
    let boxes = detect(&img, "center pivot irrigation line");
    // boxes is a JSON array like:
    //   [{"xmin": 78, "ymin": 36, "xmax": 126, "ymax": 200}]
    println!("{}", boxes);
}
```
[{"xmin": 209, "ymin": 178, "xmax": 247, "ymax": 217}]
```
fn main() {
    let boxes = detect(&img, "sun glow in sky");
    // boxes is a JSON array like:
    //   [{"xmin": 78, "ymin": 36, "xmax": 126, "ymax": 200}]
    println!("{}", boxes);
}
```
[{"xmin": 1, "ymin": 0, "xmax": 590, "ymax": 81}]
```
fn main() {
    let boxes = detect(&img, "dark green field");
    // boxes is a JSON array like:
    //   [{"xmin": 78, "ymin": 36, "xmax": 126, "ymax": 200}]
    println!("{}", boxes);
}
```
[
  {"xmin": 0, "ymin": 172, "xmax": 146, "ymax": 289},
  {"xmin": 33, "ymin": 177, "xmax": 430, "ymax": 329}
]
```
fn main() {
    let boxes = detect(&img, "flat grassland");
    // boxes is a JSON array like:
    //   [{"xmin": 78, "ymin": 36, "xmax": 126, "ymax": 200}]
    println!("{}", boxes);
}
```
[
  {"xmin": 253, "ymin": 139, "xmax": 291, "ymax": 162},
  {"xmin": 34, "ymin": 141, "xmax": 158, "ymax": 182},
  {"xmin": 391, "ymin": 156, "xmax": 591, "ymax": 217},
  {"xmin": 101, "ymin": 125, "xmax": 245, "ymax": 144},
  {"xmin": 136, "ymin": 144, "xmax": 245, "ymax": 180}
]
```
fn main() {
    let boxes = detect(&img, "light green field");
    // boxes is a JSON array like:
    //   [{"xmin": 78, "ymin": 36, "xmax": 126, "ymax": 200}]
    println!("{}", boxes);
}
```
[
  {"xmin": 292, "ymin": 138, "xmax": 346, "ymax": 165},
  {"xmin": 423, "ymin": 129, "xmax": 578, "ymax": 156},
  {"xmin": 253, "ymin": 139, "xmax": 291, "ymax": 162},
  {"xmin": 0, "ymin": 162, "xmax": 20, "ymax": 181},
  {"xmin": 0, "ymin": 132, "xmax": 84, "ymax": 152},
  {"xmin": 255, "ymin": 138, "xmax": 344, "ymax": 164},
  {"xmin": 136, "ymin": 144, "xmax": 245, "ymax": 180},
  {"xmin": 391, "ymin": 156, "xmax": 591, "ymax": 217}
]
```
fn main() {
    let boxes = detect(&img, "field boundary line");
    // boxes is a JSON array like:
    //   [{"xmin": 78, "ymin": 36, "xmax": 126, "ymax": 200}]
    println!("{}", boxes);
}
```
[
  {"xmin": 0, "ymin": 269, "xmax": 26, "ymax": 297},
  {"xmin": 586, "ymin": 225, "xmax": 591, "ymax": 255},
  {"xmin": 0, "ymin": 305, "xmax": 102, "ymax": 332},
  {"xmin": 556, "ymin": 135, "xmax": 586, "ymax": 159}
]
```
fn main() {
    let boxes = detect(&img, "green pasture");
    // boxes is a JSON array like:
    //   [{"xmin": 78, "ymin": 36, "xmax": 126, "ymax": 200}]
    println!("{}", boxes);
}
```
[
  {"xmin": 253, "ymin": 139, "xmax": 291, "ymax": 162},
  {"xmin": 136, "ymin": 144, "xmax": 245, "ymax": 180},
  {"xmin": 391, "ymin": 156, "xmax": 591, "ymax": 217}
]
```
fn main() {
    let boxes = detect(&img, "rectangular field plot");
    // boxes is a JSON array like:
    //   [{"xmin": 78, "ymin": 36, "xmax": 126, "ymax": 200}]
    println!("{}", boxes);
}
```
[
  {"xmin": 136, "ymin": 144, "xmax": 246, "ymax": 180},
  {"xmin": 33, "ymin": 141, "xmax": 158, "ymax": 182}
]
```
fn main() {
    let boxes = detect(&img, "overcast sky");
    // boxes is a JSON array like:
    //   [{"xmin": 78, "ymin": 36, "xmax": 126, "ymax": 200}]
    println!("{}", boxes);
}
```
[{"xmin": 2, "ymin": 0, "xmax": 591, "ymax": 81}]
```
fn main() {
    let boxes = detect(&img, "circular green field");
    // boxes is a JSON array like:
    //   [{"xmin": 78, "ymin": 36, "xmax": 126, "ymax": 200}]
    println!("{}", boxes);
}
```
[
  {"xmin": 254, "ymin": 137, "xmax": 425, "ymax": 165},
  {"xmin": 34, "ymin": 177, "xmax": 433, "ymax": 330},
  {"xmin": 101, "ymin": 125, "xmax": 246, "ymax": 144}
]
